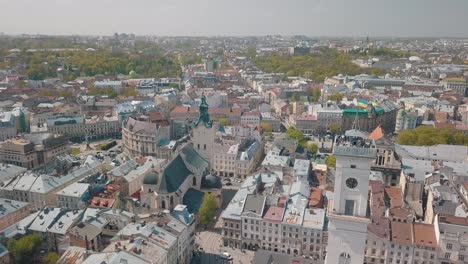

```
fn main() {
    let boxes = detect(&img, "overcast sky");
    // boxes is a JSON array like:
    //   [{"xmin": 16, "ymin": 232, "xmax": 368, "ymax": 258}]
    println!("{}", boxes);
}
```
[{"xmin": 0, "ymin": 0, "xmax": 467, "ymax": 37}]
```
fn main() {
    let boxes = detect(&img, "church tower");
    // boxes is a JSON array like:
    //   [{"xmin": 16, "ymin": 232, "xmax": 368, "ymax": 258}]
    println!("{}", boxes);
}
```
[
  {"xmin": 325, "ymin": 130, "xmax": 376, "ymax": 264},
  {"xmin": 191, "ymin": 95, "xmax": 217, "ymax": 165}
]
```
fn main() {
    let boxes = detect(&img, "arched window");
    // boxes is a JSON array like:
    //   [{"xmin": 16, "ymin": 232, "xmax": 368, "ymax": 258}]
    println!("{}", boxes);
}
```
[
  {"xmin": 161, "ymin": 200, "xmax": 166, "ymax": 209},
  {"xmin": 193, "ymin": 177, "xmax": 197, "ymax": 186},
  {"xmin": 170, "ymin": 196, "xmax": 174, "ymax": 207},
  {"xmin": 339, "ymin": 252, "xmax": 351, "ymax": 264}
]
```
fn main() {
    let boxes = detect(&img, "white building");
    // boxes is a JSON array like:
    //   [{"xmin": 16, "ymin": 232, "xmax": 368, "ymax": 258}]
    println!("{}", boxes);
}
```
[
  {"xmin": 0, "ymin": 156, "xmax": 101, "ymax": 209},
  {"xmin": 325, "ymin": 130, "xmax": 376, "ymax": 264},
  {"xmin": 109, "ymin": 156, "xmax": 166, "ymax": 196},
  {"xmin": 56, "ymin": 182, "xmax": 90, "ymax": 209},
  {"xmin": 94, "ymin": 80, "xmax": 122, "ymax": 92},
  {"xmin": 241, "ymin": 110, "xmax": 261, "ymax": 127},
  {"xmin": 213, "ymin": 137, "xmax": 263, "ymax": 178}
]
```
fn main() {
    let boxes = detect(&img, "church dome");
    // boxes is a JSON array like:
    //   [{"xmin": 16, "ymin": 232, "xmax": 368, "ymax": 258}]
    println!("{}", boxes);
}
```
[
  {"xmin": 143, "ymin": 171, "xmax": 159, "ymax": 185},
  {"xmin": 201, "ymin": 174, "xmax": 222, "ymax": 189}
]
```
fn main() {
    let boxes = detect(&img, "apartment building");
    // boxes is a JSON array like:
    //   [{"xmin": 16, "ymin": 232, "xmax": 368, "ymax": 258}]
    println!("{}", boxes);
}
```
[
  {"xmin": 47, "ymin": 114, "xmax": 120, "ymax": 142},
  {"xmin": 0, "ymin": 112, "xmax": 16, "ymax": 142},
  {"xmin": 0, "ymin": 156, "xmax": 101, "ymax": 209},
  {"xmin": 122, "ymin": 116, "xmax": 173, "ymax": 159},
  {"xmin": 213, "ymin": 137, "xmax": 263, "ymax": 178},
  {"xmin": 221, "ymin": 168, "xmax": 327, "ymax": 262},
  {"xmin": 0, "ymin": 133, "xmax": 69, "ymax": 169},
  {"xmin": 0, "ymin": 198, "xmax": 30, "ymax": 232}
]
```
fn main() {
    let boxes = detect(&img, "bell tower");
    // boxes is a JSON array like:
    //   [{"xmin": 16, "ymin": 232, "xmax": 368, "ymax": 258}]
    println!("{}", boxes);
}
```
[
  {"xmin": 192, "ymin": 95, "xmax": 217, "ymax": 164},
  {"xmin": 325, "ymin": 130, "xmax": 376, "ymax": 264}
]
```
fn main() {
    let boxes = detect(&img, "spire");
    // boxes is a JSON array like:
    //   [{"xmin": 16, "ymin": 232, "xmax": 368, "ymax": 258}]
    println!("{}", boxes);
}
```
[{"xmin": 194, "ymin": 95, "xmax": 213, "ymax": 128}]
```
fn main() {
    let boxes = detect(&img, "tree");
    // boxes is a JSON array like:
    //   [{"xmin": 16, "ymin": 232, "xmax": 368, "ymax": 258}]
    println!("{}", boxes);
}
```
[
  {"xmin": 286, "ymin": 127, "xmax": 307, "ymax": 147},
  {"xmin": 311, "ymin": 88, "xmax": 321, "ymax": 102},
  {"xmin": 8, "ymin": 233, "xmax": 43, "ymax": 264},
  {"xmin": 218, "ymin": 118, "xmax": 229, "ymax": 126},
  {"xmin": 43, "ymin": 252, "xmax": 59, "ymax": 264},
  {"xmin": 120, "ymin": 87, "xmax": 139, "ymax": 97},
  {"xmin": 198, "ymin": 193, "xmax": 218, "ymax": 226},
  {"xmin": 306, "ymin": 143, "xmax": 318, "ymax": 155},
  {"xmin": 328, "ymin": 93, "xmax": 343, "ymax": 103},
  {"xmin": 396, "ymin": 126, "xmax": 468, "ymax": 146},
  {"xmin": 260, "ymin": 122, "xmax": 273, "ymax": 133},
  {"xmin": 290, "ymin": 93, "xmax": 300, "ymax": 102},
  {"xmin": 329, "ymin": 123, "xmax": 342, "ymax": 135},
  {"xmin": 252, "ymin": 48, "xmax": 365, "ymax": 82},
  {"xmin": 326, "ymin": 155, "xmax": 336, "ymax": 168}
]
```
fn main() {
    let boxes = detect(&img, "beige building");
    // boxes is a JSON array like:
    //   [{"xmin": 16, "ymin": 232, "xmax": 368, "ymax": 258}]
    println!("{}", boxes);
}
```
[
  {"xmin": 365, "ymin": 221, "xmax": 439, "ymax": 264},
  {"xmin": 213, "ymin": 138, "xmax": 263, "ymax": 178},
  {"xmin": 288, "ymin": 114, "xmax": 318, "ymax": 135},
  {"xmin": 47, "ymin": 114, "xmax": 120, "ymax": 142},
  {"xmin": 56, "ymin": 182, "xmax": 90, "ymax": 209},
  {"xmin": 109, "ymin": 156, "xmax": 166, "ymax": 196},
  {"xmin": 0, "ymin": 198, "xmax": 30, "ymax": 232},
  {"xmin": 0, "ymin": 156, "xmax": 101, "ymax": 209},
  {"xmin": 441, "ymin": 77, "xmax": 467, "ymax": 96},
  {"xmin": 435, "ymin": 214, "xmax": 468, "ymax": 263},
  {"xmin": 0, "ymin": 133, "xmax": 69, "ymax": 169},
  {"xmin": 122, "ymin": 116, "xmax": 173, "ymax": 159}
]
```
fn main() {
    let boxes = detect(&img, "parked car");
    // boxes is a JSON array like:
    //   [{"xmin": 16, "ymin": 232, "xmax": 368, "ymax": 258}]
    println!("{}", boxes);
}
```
[{"xmin": 220, "ymin": 252, "xmax": 233, "ymax": 260}]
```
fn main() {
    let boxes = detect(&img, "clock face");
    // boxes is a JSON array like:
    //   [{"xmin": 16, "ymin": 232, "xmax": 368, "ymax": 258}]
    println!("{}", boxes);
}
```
[{"xmin": 346, "ymin": 178, "xmax": 358, "ymax": 189}]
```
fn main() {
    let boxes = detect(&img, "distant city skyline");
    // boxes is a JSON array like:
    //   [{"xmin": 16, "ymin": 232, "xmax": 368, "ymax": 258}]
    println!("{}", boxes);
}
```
[{"xmin": 0, "ymin": 0, "xmax": 467, "ymax": 37}]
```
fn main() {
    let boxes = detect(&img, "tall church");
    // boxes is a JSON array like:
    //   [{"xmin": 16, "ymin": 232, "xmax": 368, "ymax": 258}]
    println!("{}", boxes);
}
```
[
  {"xmin": 191, "ymin": 95, "xmax": 218, "ymax": 165},
  {"xmin": 325, "ymin": 130, "xmax": 377, "ymax": 264}
]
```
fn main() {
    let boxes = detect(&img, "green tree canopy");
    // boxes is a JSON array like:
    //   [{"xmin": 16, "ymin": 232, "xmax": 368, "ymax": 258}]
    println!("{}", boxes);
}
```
[
  {"xmin": 198, "ymin": 193, "xmax": 218, "ymax": 225},
  {"xmin": 251, "ymin": 48, "xmax": 367, "ymax": 82},
  {"xmin": 260, "ymin": 122, "xmax": 273, "ymax": 133},
  {"xmin": 43, "ymin": 252, "xmax": 59, "ymax": 264},
  {"xmin": 396, "ymin": 126, "xmax": 468, "ymax": 146},
  {"xmin": 286, "ymin": 127, "xmax": 307, "ymax": 147},
  {"xmin": 8, "ymin": 233, "xmax": 43, "ymax": 264},
  {"xmin": 311, "ymin": 88, "xmax": 321, "ymax": 102},
  {"xmin": 217, "ymin": 118, "xmax": 229, "ymax": 126},
  {"xmin": 329, "ymin": 123, "xmax": 342, "ymax": 135},
  {"xmin": 306, "ymin": 143, "xmax": 318, "ymax": 155},
  {"xmin": 326, "ymin": 155, "xmax": 337, "ymax": 168},
  {"xmin": 327, "ymin": 93, "xmax": 343, "ymax": 103}
]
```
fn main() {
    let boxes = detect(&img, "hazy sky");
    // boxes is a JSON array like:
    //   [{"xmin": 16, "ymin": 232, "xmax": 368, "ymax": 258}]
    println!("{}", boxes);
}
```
[{"xmin": 1, "ymin": 0, "xmax": 467, "ymax": 37}]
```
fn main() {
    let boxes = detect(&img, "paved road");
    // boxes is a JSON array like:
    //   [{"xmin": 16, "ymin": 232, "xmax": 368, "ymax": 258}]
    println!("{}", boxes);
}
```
[{"xmin": 196, "ymin": 230, "xmax": 254, "ymax": 264}]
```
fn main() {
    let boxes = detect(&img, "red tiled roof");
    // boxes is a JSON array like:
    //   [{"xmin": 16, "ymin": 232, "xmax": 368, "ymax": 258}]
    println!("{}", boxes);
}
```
[
  {"xmin": 385, "ymin": 187, "xmax": 403, "ymax": 209},
  {"xmin": 171, "ymin": 106, "xmax": 196, "ymax": 114},
  {"xmin": 263, "ymin": 206, "xmax": 284, "ymax": 222},
  {"xmin": 369, "ymin": 125, "xmax": 384, "ymax": 140},
  {"xmin": 439, "ymin": 214, "xmax": 468, "ymax": 226},
  {"xmin": 148, "ymin": 112, "xmax": 166, "ymax": 122},
  {"xmin": 309, "ymin": 187, "xmax": 324, "ymax": 208},
  {"xmin": 89, "ymin": 197, "xmax": 115, "ymax": 209},
  {"xmin": 389, "ymin": 207, "xmax": 412, "ymax": 218},
  {"xmin": 413, "ymin": 223, "xmax": 437, "ymax": 247},
  {"xmin": 391, "ymin": 221, "xmax": 413, "ymax": 245}
]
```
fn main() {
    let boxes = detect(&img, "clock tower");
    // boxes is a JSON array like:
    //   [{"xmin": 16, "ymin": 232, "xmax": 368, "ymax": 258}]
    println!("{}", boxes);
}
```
[{"xmin": 325, "ymin": 130, "xmax": 376, "ymax": 264}]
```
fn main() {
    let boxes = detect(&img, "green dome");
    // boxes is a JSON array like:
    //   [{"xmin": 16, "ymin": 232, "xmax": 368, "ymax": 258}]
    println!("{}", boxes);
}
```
[
  {"xmin": 143, "ymin": 172, "xmax": 159, "ymax": 185},
  {"xmin": 201, "ymin": 174, "xmax": 222, "ymax": 189}
]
